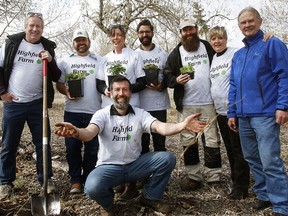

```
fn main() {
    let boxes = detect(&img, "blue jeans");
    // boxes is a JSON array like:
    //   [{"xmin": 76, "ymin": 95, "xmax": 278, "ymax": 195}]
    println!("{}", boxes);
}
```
[
  {"xmin": 64, "ymin": 111, "xmax": 99, "ymax": 185},
  {"xmin": 0, "ymin": 99, "xmax": 53, "ymax": 185},
  {"xmin": 239, "ymin": 117, "xmax": 288, "ymax": 215},
  {"xmin": 84, "ymin": 151, "xmax": 176, "ymax": 209}
]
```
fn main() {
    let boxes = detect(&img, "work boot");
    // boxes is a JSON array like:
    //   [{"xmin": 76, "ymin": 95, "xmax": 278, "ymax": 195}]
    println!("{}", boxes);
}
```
[
  {"xmin": 70, "ymin": 183, "xmax": 82, "ymax": 194},
  {"xmin": 118, "ymin": 182, "xmax": 139, "ymax": 201},
  {"xmin": 228, "ymin": 189, "xmax": 248, "ymax": 200},
  {"xmin": 100, "ymin": 206, "xmax": 115, "ymax": 216},
  {"xmin": 0, "ymin": 184, "xmax": 13, "ymax": 200},
  {"xmin": 180, "ymin": 178, "xmax": 201, "ymax": 191},
  {"xmin": 140, "ymin": 196, "xmax": 171, "ymax": 213},
  {"xmin": 244, "ymin": 199, "xmax": 271, "ymax": 211}
]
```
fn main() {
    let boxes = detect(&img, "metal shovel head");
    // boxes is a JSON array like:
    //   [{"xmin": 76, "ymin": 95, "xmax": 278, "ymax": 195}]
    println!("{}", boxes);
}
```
[{"xmin": 31, "ymin": 193, "xmax": 61, "ymax": 215}]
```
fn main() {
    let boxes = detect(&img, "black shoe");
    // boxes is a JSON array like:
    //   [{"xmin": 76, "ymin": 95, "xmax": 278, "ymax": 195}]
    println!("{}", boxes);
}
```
[
  {"xmin": 228, "ymin": 189, "xmax": 248, "ymax": 200},
  {"xmin": 113, "ymin": 184, "xmax": 125, "ymax": 194},
  {"xmin": 272, "ymin": 213, "xmax": 285, "ymax": 216},
  {"xmin": 118, "ymin": 183, "xmax": 139, "ymax": 201},
  {"xmin": 244, "ymin": 199, "xmax": 271, "ymax": 211}
]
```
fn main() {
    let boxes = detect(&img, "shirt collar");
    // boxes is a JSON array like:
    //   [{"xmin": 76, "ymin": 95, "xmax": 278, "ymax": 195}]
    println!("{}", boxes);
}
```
[
  {"xmin": 139, "ymin": 43, "xmax": 155, "ymax": 51},
  {"xmin": 110, "ymin": 104, "xmax": 135, "ymax": 116}
]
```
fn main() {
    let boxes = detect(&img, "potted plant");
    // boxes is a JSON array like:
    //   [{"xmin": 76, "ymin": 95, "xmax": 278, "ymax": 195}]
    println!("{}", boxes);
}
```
[
  {"xmin": 143, "ymin": 64, "xmax": 160, "ymax": 86},
  {"xmin": 107, "ymin": 63, "xmax": 126, "ymax": 89},
  {"xmin": 66, "ymin": 70, "xmax": 93, "ymax": 97},
  {"xmin": 180, "ymin": 65, "xmax": 194, "ymax": 79}
]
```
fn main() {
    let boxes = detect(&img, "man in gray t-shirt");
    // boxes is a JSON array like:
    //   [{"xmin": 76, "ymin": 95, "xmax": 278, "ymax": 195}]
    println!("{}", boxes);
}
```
[{"xmin": 55, "ymin": 76, "xmax": 206, "ymax": 215}]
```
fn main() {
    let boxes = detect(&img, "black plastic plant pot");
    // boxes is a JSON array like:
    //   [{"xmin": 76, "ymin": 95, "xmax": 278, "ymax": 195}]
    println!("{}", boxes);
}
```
[
  {"xmin": 144, "ymin": 68, "xmax": 159, "ymax": 86},
  {"xmin": 68, "ymin": 79, "xmax": 84, "ymax": 97},
  {"xmin": 108, "ymin": 75, "xmax": 118, "ymax": 90},
  {"xmin": 182, "ymin": 72, "xmax": 194, "ymax": 79},
  {"xmin": 188, "ymin": 72, "xmax": 194, "ymax": 79}
]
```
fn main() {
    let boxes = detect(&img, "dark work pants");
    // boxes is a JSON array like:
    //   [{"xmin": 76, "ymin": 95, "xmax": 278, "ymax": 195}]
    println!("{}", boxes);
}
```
[
  {"xmin": 141, "ymin": 110, "xmax": 167, "ymax": 154},
  {"xmin": 217, "ymin": 114, "xmax": 250, "ymax": 192}
]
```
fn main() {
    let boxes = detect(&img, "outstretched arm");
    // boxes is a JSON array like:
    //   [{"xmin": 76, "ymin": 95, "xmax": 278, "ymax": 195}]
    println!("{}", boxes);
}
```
[
  {"xmin": 151, "ymin": 113, "xmax": 206, "ymax": 136},
  {"xmin": 54, "ymin": 122, "xmax": 99, "ymax": 142}
]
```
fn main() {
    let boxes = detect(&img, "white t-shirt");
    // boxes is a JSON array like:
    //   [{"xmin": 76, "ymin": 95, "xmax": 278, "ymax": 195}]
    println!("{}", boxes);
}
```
[
  {"xmin": 97, "ymin": 47, "xmax": 145, "ymax": 108},
  {"xmin": 91, "ymin": 105, "xmax": 156, "ymax": 166},
  {"xmin": 180, "ymin": 42, "xmax": 213, "ymax": 105},
  {"xmin": 135, "ymin": 45, "xmax": 171, "ymax": 111},
  {"xmin": 58, "ymin": 53, "xmax": 102, "ymax": 114},
  {"xmin": 210, "ymin": 47, "xmax": 237, "ymax": 115},
  {"xmin": 0, "ymin": 40, "xmax": 44, "ymax": 103}
]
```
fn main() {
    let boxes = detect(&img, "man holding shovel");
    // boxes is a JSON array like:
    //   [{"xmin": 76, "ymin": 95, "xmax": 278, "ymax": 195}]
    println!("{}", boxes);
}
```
[{"xmin": 0, "ymin": 12, "xmax": 61, "ymax": 199}]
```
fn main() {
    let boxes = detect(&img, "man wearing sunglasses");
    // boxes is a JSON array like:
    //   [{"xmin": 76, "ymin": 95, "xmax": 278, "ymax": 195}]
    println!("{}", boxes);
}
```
[{"xmin": 0, "ymin": 12, "xmax": 61, "ymax": 199}]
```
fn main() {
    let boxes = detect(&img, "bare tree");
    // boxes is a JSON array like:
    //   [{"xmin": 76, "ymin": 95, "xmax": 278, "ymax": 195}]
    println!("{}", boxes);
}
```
[
  {"xmin": 79, "ymin": 0, "xmax": 234, "ymax": 54},
  {"xmin": 0, "ymin": 0, "xmax": 33, "ymax": 39},
  {"xmin": 260, "ymin": 0, "xmax": 288, "ymax": 44}
]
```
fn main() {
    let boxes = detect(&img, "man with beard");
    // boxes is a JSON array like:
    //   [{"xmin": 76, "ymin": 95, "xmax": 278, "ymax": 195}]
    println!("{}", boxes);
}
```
[
  {"xmin": 56, "ymin": 29, "xmax": 102, "ymax": 194},
  {"xmin": 116, "ymin": 19, "xmax": 171, "ymax": 202},
  {"xmin": 54, "ymin": 76, "xmax": 207, "ymax": 215},
  {"xmin": 135, "ymin": 20, "xmax": 171, "ymax": 154},
  {"xmin": 164, "ymin": 18, "xmax": 221, "ymax": 191}
]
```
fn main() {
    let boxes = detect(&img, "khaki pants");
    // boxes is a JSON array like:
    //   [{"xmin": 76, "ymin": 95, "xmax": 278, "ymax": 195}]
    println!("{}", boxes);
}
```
[{"xmin": 178, "ymin": 104, "xmax": 221, "ymax": 182}]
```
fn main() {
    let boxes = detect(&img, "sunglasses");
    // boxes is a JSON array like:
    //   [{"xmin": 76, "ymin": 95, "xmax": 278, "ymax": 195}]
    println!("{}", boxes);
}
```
[{"xmin": 26, "ymin": 12, "xmax": 43, "ymax": 18}]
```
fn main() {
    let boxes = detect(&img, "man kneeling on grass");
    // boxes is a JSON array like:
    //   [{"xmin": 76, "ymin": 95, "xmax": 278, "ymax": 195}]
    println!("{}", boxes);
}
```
[{"xmin": 54, "ymin": 76, "xmax": 206, "ymax": 215}]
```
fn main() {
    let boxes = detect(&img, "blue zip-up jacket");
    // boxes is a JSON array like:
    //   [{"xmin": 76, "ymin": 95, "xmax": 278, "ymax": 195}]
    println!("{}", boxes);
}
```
[{"xmin": 228, "ymin": 30, "xmax": 288, "ymax": 118}]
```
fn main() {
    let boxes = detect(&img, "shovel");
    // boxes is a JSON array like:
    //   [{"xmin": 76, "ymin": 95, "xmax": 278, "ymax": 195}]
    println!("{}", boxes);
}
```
[{"xmin": 31, "ymin": 59, "xmax": 61, "ymax": 215}]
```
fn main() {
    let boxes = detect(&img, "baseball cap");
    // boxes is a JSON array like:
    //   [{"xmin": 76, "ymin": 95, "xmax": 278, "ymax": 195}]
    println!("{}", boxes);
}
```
[
  {"xmin": 72, "ymin": 29, "xmax": 89, "ymax": 41},
  {"xmin": 179, "ymin": 18, "xmax": 197, "ymax": 30}
]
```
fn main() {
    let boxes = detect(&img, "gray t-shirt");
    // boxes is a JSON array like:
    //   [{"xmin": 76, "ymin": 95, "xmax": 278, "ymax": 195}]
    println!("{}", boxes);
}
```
[{"xmin": 91, "ymin": 105, "xmax": 156, "ymax": 166}]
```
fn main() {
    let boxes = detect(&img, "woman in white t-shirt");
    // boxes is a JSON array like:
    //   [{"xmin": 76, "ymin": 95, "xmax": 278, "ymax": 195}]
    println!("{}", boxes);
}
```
[
  {"xmin": 209, "ymin": 26, "xmax": 250, "ymax": 200},
  {"xmin": 96, "ymin": 25, "xmax": 146, "ymax": 108}
]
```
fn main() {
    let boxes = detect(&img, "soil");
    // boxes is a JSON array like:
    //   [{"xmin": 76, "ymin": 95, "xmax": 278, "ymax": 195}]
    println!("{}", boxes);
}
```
[{"xmin": 0, "ymin": 94, "xmax": 287, "ymax": 216}]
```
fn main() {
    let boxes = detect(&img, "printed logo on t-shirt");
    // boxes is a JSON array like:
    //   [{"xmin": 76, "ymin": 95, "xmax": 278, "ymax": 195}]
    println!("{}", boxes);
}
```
[
  {"xmin": 184, "ymin": 53, "xmax": 208, "ymax": 67},
  {"xmin": 111, "ymin": 125, "xmax": 132, "ymax": 141},
  {"xmin": 17, "ymin": 50, "xmax": 40, "ymax": 64},
  {"xmin": 210, "ymin": 63, "xmax": 229, "ymax": 79},
  {"xmin": 143, "ymin": 57, "xmax": 160, "ymax": 65}
]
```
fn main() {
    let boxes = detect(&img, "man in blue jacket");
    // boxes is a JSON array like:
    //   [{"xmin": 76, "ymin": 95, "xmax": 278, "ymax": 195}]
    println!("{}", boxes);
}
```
[{"xmin": 228, "ymin": 7, "xmax": 288, "ymax": 215}]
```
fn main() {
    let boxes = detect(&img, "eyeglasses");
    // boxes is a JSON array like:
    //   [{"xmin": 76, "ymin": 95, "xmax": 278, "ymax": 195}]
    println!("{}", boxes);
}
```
[
  {"xmin": 138, "ymin": 30, "xmax": 152, "ymax": 35},
  {"xmin": 26, "ymin": 12, "xmax": 43, "ymax": 18}
]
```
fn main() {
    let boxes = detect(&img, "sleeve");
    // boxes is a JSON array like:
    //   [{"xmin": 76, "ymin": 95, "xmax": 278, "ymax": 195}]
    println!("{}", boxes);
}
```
[
  {"xmin": 57, "ymin": 59, "xmax": 67, "ymax": 83},
  {"xmin": 163, "ymin": 50, "xmax": 179, "ymax": 88},
  {"xmin": 131, "ymin": 53, "xmax": 146, "ymax": 92},
  {"xmin": 227, "ymin": 57, "xmax": 237, "ymax": 118},
  {"xmin": 0, "ymin": 43, "xmax": 7, "ymax": 96},
  {"xmin": 269, "ymin": 39, "xmax": 288, "ymax": 110}
]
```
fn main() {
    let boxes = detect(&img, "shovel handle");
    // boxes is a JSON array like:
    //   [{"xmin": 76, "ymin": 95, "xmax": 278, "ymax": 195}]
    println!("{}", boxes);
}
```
[
  {"xmin": 43, "ymin": 59, "xmax": 48, "ymax": 77},
  {"xmin": 42, "ymin": 59, "xmax": 48, "ymax": 196}
]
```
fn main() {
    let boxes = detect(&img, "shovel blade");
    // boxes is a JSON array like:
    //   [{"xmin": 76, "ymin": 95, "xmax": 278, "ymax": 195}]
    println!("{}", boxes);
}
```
[{"xmin": 31, "ymin": 193, "xmax": 61, "ymax": 215}]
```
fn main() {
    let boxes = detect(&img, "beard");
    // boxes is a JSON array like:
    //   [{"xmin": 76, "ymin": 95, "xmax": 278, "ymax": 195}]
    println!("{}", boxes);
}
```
[
  {"xmin": 181, "ymin": 33, "xmax": 200, "ymax": 52},
  {"xmin": 113, "ymin": 96, "xmax": 130, "ymax": 110},
  {"xmin": 74, "ymin": 43, "xmax": 90, "ymax": 54},
  {"xmin": 139, "ymin": 36, "xmax": 152, "ymax": 46}
]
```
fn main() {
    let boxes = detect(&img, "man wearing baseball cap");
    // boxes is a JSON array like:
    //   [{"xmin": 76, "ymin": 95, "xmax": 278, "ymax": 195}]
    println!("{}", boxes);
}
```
[
  {"xmin": 164, "ymin": 17, "xmax": 220, "ymax": 191},
  {"xmin": 56, "ymin": 28, "xmax": 103, "ymax": 194}
]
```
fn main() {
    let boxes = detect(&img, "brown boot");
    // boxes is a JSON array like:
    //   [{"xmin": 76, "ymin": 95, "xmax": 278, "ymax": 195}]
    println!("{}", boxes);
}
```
[
  {"xmin": 118, "ymin": 182, "xmax": 139, "ymax": 201},
  {"xmin": 180, "ymin": 178, "xmax": 201, "ymax": 191},
  {"xmin": 140, "ymin": 196, "xmax": 171, "ymax": 213}
]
